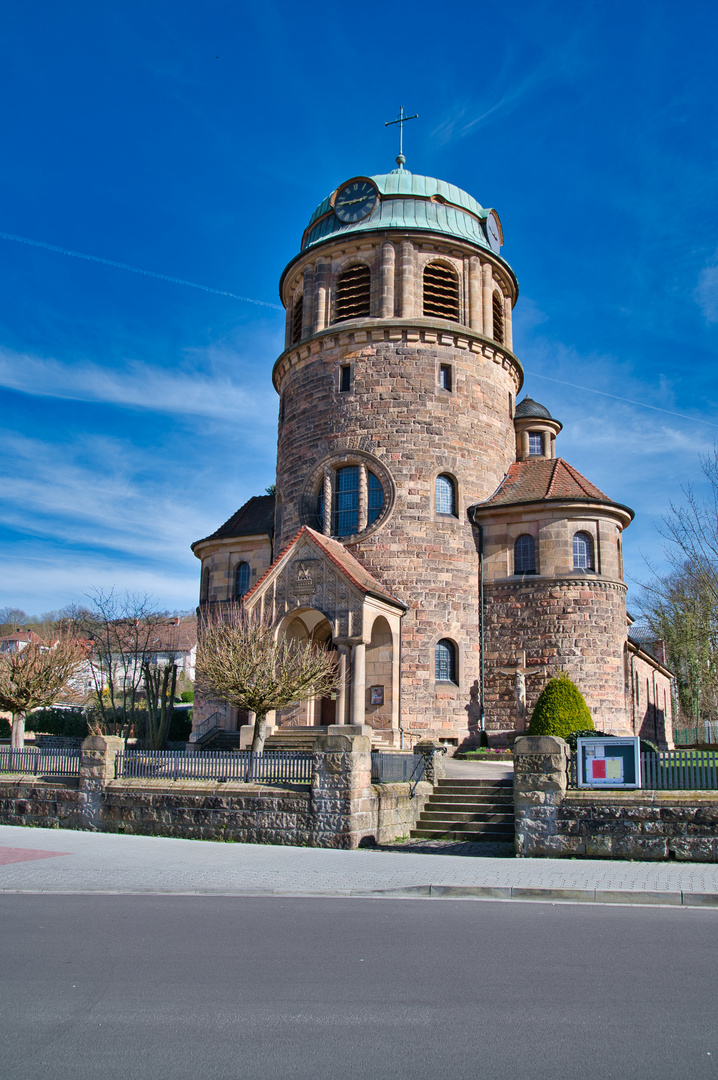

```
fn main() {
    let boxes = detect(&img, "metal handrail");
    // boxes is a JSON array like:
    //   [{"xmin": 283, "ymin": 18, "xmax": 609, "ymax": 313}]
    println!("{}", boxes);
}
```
[
  {"xmin": 188, "ymin": 712, "xmax": 223, "ymax": 744},
  {"xmin": 410, "ymin": 749, "xmax": 435, "ymax": 797}
]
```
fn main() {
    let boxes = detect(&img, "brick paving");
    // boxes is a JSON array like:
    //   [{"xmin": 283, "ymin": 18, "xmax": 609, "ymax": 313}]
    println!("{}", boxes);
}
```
[{"xmin": 1, "ymin": 825, "xmax": 717, "ymax": 906}]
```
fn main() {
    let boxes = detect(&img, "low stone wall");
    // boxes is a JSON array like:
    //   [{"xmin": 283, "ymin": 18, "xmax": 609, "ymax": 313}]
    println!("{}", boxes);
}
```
[
  {"xmin": 514, "ymin": 735, "xmax": 718, "ymax": 862},
  {"xmin": 0, "ymin": 733, "xmax": 431, "ymax": 849}
]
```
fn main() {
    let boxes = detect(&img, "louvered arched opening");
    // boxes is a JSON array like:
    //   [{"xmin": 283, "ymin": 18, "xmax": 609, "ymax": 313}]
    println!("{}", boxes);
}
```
[
  {"xmin": 492, "ymin": 291, "xmax": 505, "ymax": 344},
  {"xmin": 334, "ymin": 264, "xmax": 371, "ymax": 322},
  {"xmin": 291, "ymin": 294, "xmax": 303, "ymax": 344},
  {"xmin": 423, "ymin": 262, "xmax": 460, "ymax": 321}
]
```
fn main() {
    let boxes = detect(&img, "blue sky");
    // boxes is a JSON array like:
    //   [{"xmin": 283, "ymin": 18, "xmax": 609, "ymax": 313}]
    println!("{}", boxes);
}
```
[{"xmin": 1, "ymin": 0, "xmax": 717, "ymax": 614}]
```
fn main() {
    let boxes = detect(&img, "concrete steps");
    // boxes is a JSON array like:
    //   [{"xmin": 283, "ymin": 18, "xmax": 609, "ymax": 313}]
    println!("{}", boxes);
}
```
[{"xmin": 410, "ymin": 777, "xmax": 515, "ymax": 843}]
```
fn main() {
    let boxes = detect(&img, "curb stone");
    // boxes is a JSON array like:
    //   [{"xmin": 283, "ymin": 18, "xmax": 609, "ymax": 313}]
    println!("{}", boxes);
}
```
[{"xmin": 3, "ymin": 884, "xmax": 718, "ymax": 906}]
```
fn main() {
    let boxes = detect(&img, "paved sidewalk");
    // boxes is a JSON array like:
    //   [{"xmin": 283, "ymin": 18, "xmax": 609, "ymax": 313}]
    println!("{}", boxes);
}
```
[{"xmin": 1, "ymin": 825, "xmax": 717, "ymax": 907}]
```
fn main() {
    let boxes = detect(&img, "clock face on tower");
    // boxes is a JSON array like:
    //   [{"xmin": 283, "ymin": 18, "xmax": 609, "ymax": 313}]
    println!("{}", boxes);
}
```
[
  {"xmin": 486, "ymin": 212, "xmax": 502, "ymax": 254},
  {"xmin": 334, "ymin": 179, "xmax": 379, "ymax": 223}
]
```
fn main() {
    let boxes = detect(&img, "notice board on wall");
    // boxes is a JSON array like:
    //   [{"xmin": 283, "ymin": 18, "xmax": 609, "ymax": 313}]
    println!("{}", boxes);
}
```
[{"xmin": 576, "ymin": 737, "xmax": 641, "ymax": 789}]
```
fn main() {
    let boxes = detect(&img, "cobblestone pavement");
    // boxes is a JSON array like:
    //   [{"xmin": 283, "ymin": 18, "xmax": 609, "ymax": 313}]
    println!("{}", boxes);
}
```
[{"xmin": 1, "ymin": 825, "xmax": 718, "ymax": 906}]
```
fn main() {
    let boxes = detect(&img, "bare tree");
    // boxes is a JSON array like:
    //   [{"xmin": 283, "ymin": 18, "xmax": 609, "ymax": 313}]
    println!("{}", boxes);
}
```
[
  {"xmin": 69, "ymin": 589, "xmax": 168, "ymax": 738},
  {"xmin": 196, "ymin": 606, "xmax": 339, "ymax": 752},
  {"xmin": 0, "ymin": 637, "xmax": 87, "ymax": 748},
  {"xmin": 142, "ymin": 657, "xmax": 178, "ymax": 749},
  {"xmin": 639, "ymin": 449, "xmax": 718, "ymax": 725}
]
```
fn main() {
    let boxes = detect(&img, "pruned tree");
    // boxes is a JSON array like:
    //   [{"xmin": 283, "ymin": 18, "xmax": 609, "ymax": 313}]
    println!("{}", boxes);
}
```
[
  {"xmin": 142, "ymin": 658, "xmax": 178, "ymax": 749},
  {"xmin": 196, "ymin": 606, "xmax": 339, "ymax": 752},
  {"xmin": 0, "ymin": 636, "xmax": 87, "ymax": 748}
]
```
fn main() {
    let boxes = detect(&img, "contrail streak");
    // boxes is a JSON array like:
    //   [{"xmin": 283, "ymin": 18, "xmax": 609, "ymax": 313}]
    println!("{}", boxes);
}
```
[
  {"xmin": 0, "ymin": 231, "xmax": 283, "ymax": 310},
  {"xmin": 526, "ymin": 369, "xmax": 718, "ymax": 430}
]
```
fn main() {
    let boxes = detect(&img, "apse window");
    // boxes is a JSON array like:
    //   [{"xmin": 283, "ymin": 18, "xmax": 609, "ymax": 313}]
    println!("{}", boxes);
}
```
[
  {"xmin": 339, "ymin": 364, "xmax": 351, "ymax": 392},
  {"xmin": 423, "ymin": 262, "xmax": 460, "ymax": 321},
  {"xmin": 334, "ymin": 264, "xmax": 371, "ymax": 322},
  {"xmin": 368, "ymin": 471, "xmax": 384, "ymax": 525},
  {"xmin": 528, "ymin": 433, "xmax": 543, "ymax": 456},
  {"xmin": 435, "ymin": 474, "xmax": 456, "ymax": 516},
  {"xmin": 573, "ymin": 531, "xmax": 594, "ymax": 571},
  {"xmin": 514, "ymin": 534, "xmax": 536, "ymax": 574},
  {"xmin": 492, "ymin": 291, "xmax": 505, "ymax": 344},
  {"xmin": 235, "ymin": 561, "xmax": 251, "ymax": 599},
  {"xmin": 435, "ymin": 639, "xmax": 457, "ymax": 683},
  {"xmin": 439, "ymin": 364, "xmax": 452, "ymax": 391},
  {"xmin": 328, "ymin": 465, "xmax": 385, "ymax": 537}
]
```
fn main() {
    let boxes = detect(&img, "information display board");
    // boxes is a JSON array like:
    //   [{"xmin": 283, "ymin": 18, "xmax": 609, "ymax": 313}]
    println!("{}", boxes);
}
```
[{"xmin": 576, "ymin": 737, "xmax": 641, "ymax": 789}]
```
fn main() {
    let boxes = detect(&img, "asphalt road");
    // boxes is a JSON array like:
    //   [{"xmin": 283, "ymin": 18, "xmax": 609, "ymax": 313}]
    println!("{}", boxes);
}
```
[{"xmin": 1, "ymin": 895, "xmax": 715, "ymax": 1080}]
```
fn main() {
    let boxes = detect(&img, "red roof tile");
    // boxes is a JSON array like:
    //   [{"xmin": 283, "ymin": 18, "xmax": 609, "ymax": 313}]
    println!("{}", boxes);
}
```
[
  {"xmin": 476, "ymin": 457, "xmax": 628, "ymax": 510},
  {"xmin": 242, "ymin": 526, "xmax": 406, "ymax": 610}
]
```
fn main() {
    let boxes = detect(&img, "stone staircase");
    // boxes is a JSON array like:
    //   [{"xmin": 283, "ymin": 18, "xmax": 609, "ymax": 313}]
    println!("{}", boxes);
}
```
[
  {"xmin": 410, "ymin": 777, "xmax": 514, "ymax": 843},
  {"xmin": 203, "ymin": 730, "xmax": 241, "ymax": 751}
]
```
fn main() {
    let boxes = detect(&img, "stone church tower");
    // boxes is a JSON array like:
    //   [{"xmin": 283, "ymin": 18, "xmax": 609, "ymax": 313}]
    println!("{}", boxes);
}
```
[{"xmin": 192, "ymin": 161, "xmax": 674, "ymax": 749}]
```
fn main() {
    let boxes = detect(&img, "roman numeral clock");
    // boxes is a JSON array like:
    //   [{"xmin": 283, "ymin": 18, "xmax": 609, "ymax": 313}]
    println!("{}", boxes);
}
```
[{"xmin": 333, "ymin": 178, "xmax": 378, "ymax": 223}]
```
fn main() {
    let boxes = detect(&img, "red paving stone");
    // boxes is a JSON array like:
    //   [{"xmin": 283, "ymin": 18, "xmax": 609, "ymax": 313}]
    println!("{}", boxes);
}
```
[{"xmin": 0, "ymin": 847, "xmax": 70, "ymax": 865}]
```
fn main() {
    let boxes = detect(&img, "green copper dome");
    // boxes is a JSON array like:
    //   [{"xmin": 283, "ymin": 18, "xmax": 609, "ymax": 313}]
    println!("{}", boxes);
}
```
[{"xmin": 302, "ymin": 169, "xmax": 506, "ymax": 260}]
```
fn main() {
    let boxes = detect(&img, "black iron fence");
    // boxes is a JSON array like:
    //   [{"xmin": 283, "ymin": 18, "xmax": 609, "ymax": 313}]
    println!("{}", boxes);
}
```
[
  {"xmin": 568, "ymin": 750, "xmax": 718, "ymax": 791},
  {"xmin": 0, "ymin": 747, "xmax": 81, "ymax": 777},
  {"xmin": 115, "ymin": 749, "xmax": 313, "ymax": 784}
]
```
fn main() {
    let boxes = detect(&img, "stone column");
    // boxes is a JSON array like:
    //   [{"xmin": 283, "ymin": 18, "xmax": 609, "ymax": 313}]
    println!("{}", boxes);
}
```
[
  {"xmin": 311, "ymin": 732, "xmax": 373, "ymax": 848},
  {"xmin": 322, "ymin": 468, "xmax": 332, "ymax": 535},
  {"xmin": 521, "ymin": 429, "xmax": 530, "ymax": 460},
  {"xmin": 314, "ymin": 259, "xmax": 329, "ymax": 333},
  {"xmin": 482, "ymin": 263, "xmax": 493, "ymax": 339},
  {"xmin": 79, "ymin": 735, "xmax": 124, "ymax": 831},
  {"xmin": 469, "ymin": 256, "xmax": 483, "ymax": 332},
  {"xmin": 542, "ymin": 431, "xmax": 551, "ymax": 458},
  {"xmin": 504, "ymin": 295, "xmax": 513, "ymax": 351},
  {"xmin": 351, "ymin": 641, "xmax": 366, "ymax": 726},
  {"xmin": 284, "ymin": 297, "xmax": 293, "ymax": 347},
  {"xmin": 512, "ymin": 736, "xmax": 569, "ymax": 857},
  {"xmin": 301, "ymin": 264, "xmax": 315, "ymax": 340},
  {"xmin": 335, "ymin": 645, "xmax": 350, "ymax": 724},
  {"xmin": 412, "ymin": 740, "xmax": 446, "ymax": 784},
  {"xmin": 380, "ymin": 241, "xmax": 395, "ymax": 318},
  {"xmin": 399, "ymin": 240, "xmax": 415, "ymax": 318},
  {"xmin": 358, "ymin": 463, "xmax": 368, "ymax": 533}
]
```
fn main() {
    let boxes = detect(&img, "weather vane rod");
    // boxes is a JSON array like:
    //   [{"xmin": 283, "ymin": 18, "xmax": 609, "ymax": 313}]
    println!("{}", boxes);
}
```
[{"xmin": 385, "ymin": 105, "xmax": 418, "ymax": 169}]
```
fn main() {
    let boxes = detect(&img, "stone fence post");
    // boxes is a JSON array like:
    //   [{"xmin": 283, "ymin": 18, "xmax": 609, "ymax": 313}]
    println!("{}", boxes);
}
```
[
  {"xmin": 413, "ymin": 740, "xmax": 446, "ymax": 784},
  {"xmin": 312, "ymin": 728, "xmax": 373, "ymax": 848},
  {"xmin": 513, "ymin": 736, "xmax": 568, "ymax": 857},
  {"xmin": 79, "ymin": 735, "xmax": 124, "ymax": 830}
]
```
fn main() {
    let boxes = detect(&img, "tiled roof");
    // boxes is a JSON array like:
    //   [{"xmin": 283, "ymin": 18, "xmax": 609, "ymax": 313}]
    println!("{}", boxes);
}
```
[
  {"xmin": 244, "ymin": 526, "xmax": 407, "ymax": 610},
  {"xmin": 192, "ymin": 494, "xmax": 275, "ymax": 549},
  {"xmin": 0, "ymin": 630, "xmax": 44, "ymax": 645},
  {"xmin": 475, "ymin": 457, "xmax": 631, "ymax": 512}
]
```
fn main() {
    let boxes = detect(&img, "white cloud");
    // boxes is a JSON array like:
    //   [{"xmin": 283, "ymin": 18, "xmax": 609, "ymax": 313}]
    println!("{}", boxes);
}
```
[
  {"xmin": 696, "ymin": 259, "xmax": 718, "ymax": 323},
  {"xmin": 0, "ymin": 346, "xmax": 278, "ymax": 423}
]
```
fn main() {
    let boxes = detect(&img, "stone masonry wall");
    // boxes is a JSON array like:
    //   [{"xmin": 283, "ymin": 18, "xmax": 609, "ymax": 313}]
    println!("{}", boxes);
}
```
[
  {"xmin": 514, "ymin": 735, "xmax": 718, "ymax": 861},
  {"xmin": 275, "ymin": 321, "xmax": 521, "ymax": 743},
  {"xmin": 0, "ymin": 734, "xmax": 430, "ymax": 849},
  {"xmin": 485, "ymin": 577, "xmax": 629, "ymax": 734}
]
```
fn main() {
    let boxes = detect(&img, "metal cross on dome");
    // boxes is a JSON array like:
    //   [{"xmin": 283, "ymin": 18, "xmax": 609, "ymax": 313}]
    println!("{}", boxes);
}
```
[{"xmin": 385, "ymin": 105, "xmax": 418, "ymax": 169}]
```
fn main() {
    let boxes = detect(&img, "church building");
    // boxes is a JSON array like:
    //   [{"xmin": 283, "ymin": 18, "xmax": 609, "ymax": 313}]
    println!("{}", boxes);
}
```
[{"xmin": 191, "ymin": 151, "xmax": 673, "ymax": 750}]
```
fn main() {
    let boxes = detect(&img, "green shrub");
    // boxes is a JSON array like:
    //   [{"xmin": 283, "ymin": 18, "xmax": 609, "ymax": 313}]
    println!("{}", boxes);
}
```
[
  {"xmin": 0, "ymin": 717, "xmax": 10, "ymax": 739},
  {"xmin": 179, "ymin": 689, "xmax": 194, "ymax": 703},
  {"xmin": 528, "ymin": 672, "xmax": 594, "ymax": 740},
  {"xmin": 26, "ymin": 707, "xmax": 88, "ymax": 738}
]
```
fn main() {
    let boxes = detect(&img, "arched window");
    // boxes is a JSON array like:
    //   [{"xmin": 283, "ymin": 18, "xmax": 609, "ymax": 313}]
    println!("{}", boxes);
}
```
[
  {"xmin": 235, "ymin": 561, "xmax": 250, "ymax": 599},
  {"xmin": 291, "ymin": 294, "xmax": 303, "ymax": 344},
  {"xmin": 492, "ymin": 291, "xmax": 505, "ymax": 344},
  {"xmin": 573, "ymin": 531, "xmax": 594, "ymax": 570},
  {"xmin": 368, "ymin": 471, "xmax": 384, "ymax": 525},
  {"xmin": 423, "ymin": 262, "xmax": 460, "ymax": 321},
  {"xmin": 435, "ymin": 639, "xmax": 457, "ymax": 683},
  {"xmin": 514, "ymin": 534, "xmax": 536, "ymax": 574},
  {"xmin": 335, "ymin": 264, "xmax": 371, "ymax": 322},
  {"xmin": 317, "ymin": 465, "xmax": 385, "ymax": 536},
  {"xmin": 436, "ymin": 474, "xmax": 456, "ymax": 516}
]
